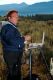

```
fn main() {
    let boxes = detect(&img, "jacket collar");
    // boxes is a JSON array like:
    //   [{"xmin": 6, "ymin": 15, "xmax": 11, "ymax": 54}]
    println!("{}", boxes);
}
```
[{"xmin": 8, "ymin": 21, "xmax": 17, "ymax": 29}]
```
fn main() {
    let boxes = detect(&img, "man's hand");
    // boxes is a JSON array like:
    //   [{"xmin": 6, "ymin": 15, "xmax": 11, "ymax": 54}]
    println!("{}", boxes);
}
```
[{"xmin": 24, "ymin": 35, "xmax": 32, "ymax": 42}]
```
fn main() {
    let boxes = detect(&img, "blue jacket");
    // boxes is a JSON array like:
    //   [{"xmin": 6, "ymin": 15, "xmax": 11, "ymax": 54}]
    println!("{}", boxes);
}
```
[{"xmin": 1, "ymin": 22, "xmax": 25, "ymax": 53}]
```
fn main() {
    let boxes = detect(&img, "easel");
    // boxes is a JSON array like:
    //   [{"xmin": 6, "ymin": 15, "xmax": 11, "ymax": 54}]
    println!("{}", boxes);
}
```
[{"xmin": 23, "ymin": 32, "xmax": 53, "ymax": 80}]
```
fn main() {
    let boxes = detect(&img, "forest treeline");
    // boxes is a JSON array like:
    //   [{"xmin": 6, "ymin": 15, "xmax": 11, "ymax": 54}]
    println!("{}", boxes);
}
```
[
  {"xmin": 20, "ymin": 14, "xmax": 53, "ymax": 21},
  {"xmin": 1, "ymin": 14, "xmax": 53, "ymax": 21}
]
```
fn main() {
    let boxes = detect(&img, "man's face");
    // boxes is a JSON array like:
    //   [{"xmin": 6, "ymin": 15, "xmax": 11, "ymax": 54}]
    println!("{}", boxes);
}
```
[{"xmin": 8, "ymin": 12, "xmax": 19, "ymax": 25}]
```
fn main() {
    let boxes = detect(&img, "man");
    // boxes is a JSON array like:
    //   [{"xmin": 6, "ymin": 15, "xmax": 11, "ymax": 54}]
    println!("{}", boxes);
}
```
[{"xmin": 1, "ymin": 10, "xmax": 31, "ymax": 80}]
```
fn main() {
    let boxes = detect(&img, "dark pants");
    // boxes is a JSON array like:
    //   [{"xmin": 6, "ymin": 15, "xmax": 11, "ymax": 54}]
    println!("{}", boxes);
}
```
[{"xmin": 3, "ymin": 51, "xmax": 23, "ymax": 80}]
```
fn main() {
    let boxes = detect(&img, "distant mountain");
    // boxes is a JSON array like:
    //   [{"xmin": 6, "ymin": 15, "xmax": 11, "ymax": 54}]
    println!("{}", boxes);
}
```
[{"xmin": 0, "ymin": 1, "xmax": 53, "ymax": 16}]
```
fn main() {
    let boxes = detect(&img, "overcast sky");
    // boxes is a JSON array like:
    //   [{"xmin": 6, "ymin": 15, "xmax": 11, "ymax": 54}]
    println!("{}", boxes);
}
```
[{"xmin": 0, "ymin": 0, "xmax": 52, "ymax": 5}]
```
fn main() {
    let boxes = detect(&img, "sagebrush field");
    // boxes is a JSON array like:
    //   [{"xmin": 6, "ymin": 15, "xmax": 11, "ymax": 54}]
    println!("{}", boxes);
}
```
[{"xmin": 0, "ymin": 16, "xmax": 53, "ymax": 80}]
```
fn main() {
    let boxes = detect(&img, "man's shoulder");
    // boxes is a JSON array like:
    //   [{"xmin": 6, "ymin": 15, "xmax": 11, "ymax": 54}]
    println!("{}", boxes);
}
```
[
  {"xmin": 2, "ymin": 23, "xmax": 14, "ymax": 30},
  {"xmin": 2, "ymin": 21, "xmax": 17, "ymax": 30}
]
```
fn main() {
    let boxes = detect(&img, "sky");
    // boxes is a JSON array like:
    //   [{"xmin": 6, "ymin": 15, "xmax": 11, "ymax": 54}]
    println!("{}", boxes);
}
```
[{"xmin": 0, "ymin": 0, "xmax": 52, "ymax": 5}]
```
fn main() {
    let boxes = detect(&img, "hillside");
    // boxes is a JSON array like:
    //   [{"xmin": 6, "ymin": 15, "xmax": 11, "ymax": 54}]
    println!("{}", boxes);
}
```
[{"xmin": 0, "ymin": 1, "xmax": 53, "ymax": 16}]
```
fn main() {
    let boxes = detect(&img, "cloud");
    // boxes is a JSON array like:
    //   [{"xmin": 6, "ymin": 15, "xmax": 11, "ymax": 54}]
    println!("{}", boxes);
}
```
[{"xmin": 0, "ymin": 0, "xmax": 52, "ymax": 5}]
